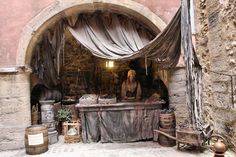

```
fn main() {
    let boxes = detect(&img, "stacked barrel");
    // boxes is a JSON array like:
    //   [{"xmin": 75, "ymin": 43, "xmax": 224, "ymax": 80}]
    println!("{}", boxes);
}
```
[{"xmin": 158, "ymin": 110, "xmax": 176, "ymax": 146}]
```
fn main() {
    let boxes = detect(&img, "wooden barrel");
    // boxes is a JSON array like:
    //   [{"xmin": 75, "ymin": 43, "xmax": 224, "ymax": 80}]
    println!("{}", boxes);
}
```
[
  {"xmin": 31, "ymin": 111, "xmax": 39, "ymax": 125},
  {"xmin": 25, "ymin": 125, "xmax": 48, "ymax": 155},
  {"xmin": 159, "ymin": 112, "xmax": 175, "ymax": 129},
  {"xmin": 31, "ymin": 104, "xmax": 39, "ymax": 125},
  {"xmin": 158, "ymin": 127, "xmax": 176, "ymax": 147}
]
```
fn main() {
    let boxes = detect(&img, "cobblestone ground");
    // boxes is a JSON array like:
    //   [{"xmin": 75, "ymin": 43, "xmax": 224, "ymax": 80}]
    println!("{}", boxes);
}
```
[{"xmin": 0, "ymin": 136, "xmax": 235, "ymax": 157}]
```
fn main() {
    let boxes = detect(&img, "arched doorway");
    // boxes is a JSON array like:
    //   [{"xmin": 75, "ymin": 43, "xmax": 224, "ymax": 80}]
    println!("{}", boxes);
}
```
[
  {"xmin": 10, "ymin": 0, "xmax": 166, "ymax": 148},
  {"xmin": 17, "ymin": 0, "xmax": 166, "ymax": 66}
]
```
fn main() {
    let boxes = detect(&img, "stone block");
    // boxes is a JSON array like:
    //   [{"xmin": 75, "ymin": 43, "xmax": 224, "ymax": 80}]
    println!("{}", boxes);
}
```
[
  {"xmin": 169, "ymin": 73, "xmax": 186, "ymax": 82},
  {"xmin": 211, "ymin": 74, "xmax": 231, "ymax": 82},
  {"xmin": 0, "ymin": 82, "xmax": 30, "ymax": 99},
  {"xmin": 168, "ymin": 81, "xmax": 186, "ymax": 91},
  {"xmin": 0, "ymin": 73, "xmax": 30, "ymax": 99},
  {"xmin": 172, "ymin": 105, "xmax": 189, "ymax": 113},
  {"xmin": 169, "ymin": 88, "xmax": 186, "ymax": 94},
  {"xmin": 0, "ymin": 97, "xmax": 31, "ymax": 126},
  {"xmin": 211, "ymin": 108, "xmax": 236, "ymax": 122},
  {"xmin": 169, "ymin": 92, "xmax": 186, "ymax": 98},
  {"xmin": 213, "ymin": 93, "xmax": 232, "ymax": 108},
  {"xmin": 212, "ymin": 82, "xmax": 228, "ymax": 93},
  {"xmin": 170, "ymin": 68, "xmax": 186, "ymax": 75},
  {"xmin": 169, "ymin": 95, "xmax": 186, "ymax": 104},
  {"xmin": 0, "ymin": 127, "xmax": 26, "ymax": 151}
]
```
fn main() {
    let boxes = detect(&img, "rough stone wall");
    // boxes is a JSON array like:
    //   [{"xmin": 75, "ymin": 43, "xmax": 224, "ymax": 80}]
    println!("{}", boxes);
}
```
[
  {"xmin": 62, "ymin": 31, "xmax": 96, "ymax": 97},
  {"xmin": 195, "ymin": 0, "xmax": 236, "ymax": 149},
  {"xmin": 169, "ymin": 67, "xmax": 189, "ymax": 128},
  {"xmin": 0, "ymin": 70, "xmax": 31, "ymax": 150},
  {"xmin": 62, "ymin": 30, "xmax": 130, "ymax": 98}
]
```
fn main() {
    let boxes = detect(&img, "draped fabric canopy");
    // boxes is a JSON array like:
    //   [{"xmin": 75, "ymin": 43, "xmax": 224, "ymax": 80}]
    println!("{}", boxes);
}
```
[
  {"xmin": 32, "ymin": 7, "xmax": 181, "ymax": 89},
  {"xmin": 68, "ymin": 8, "xmax": 181, "ymax": 68}
]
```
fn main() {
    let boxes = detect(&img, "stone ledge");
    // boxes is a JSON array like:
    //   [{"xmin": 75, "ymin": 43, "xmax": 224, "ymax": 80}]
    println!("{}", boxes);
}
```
[{"xmin": 0, "ymin": 65, "xmax": 32, "ymax": 74}]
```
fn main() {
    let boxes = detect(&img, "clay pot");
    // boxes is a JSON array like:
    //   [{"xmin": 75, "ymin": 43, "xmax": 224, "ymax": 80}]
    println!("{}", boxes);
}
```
[{"xmin": 214, "ymin": 140, "xmax": 227, "ymax": 153}]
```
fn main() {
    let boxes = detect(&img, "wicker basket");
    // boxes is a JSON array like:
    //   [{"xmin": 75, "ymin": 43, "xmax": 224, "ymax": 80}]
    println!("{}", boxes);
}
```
[
  {"xmin": 63, "ymin": 120, "xmax": 81, "ymax": 143},
  {"xmin": 64, "ymin": 135, "xmax": 80, "ymax": 143}
]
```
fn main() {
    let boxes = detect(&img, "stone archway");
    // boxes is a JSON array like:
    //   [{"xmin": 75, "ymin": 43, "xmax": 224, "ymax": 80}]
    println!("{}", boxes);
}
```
[
  {"xmin": 0, "ymin": 0, "xmax": 167, "ymax": 151},
  {"xmin": 16, "ymin": 0, "xmax": 166, "ymax": 66}
]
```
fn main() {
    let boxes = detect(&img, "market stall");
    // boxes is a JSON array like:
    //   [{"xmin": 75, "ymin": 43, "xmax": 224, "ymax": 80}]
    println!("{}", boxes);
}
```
[{"xmin": 77, "ymin": 100, "xmax": 164, "ymax": 143}]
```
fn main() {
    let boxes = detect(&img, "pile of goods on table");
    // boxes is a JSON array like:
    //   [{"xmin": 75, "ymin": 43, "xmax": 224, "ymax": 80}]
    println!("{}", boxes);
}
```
[
  {"xmin": 78, "ymin": 94, "xmax": 117, "ymax": 105},
  {"xmin": 145, "ymin": 93, "xmax": 166, "ymax": 103}
]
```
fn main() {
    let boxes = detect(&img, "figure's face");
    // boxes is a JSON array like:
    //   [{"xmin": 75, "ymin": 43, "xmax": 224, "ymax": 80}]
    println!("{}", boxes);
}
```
[{"xmin": 128, "ymin": 74, "xmax": 135, "ymax": 82}]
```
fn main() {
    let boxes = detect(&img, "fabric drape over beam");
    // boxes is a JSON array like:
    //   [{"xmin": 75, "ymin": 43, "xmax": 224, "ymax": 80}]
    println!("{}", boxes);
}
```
[
  {"xmin": 181, "ymin": 0, "xmax": 203, "ymax": 130},
  {"xmin": 31, "ymin": 22, "xmax": 65, "ymax": 88},
  {"xmin": 68, "ymin": 8, "xmax": 181, "ymax": 69}
]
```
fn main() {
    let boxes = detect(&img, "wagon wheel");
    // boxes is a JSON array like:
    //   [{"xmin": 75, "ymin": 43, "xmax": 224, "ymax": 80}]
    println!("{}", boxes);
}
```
[{"xmin": 207, "ymin": 134, "xmax": 228, "ymax": 152}]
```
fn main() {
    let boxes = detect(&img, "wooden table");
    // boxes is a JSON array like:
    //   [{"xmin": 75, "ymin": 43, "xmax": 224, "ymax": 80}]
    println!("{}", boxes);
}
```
[{"xmin": 76, "ymin": 101, "xmax": 163, "ymax": 143}]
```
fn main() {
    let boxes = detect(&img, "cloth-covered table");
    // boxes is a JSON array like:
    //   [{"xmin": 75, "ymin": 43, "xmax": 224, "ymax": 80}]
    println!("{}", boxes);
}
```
[{"xmin": 76, "ymin": 101, "xmax": 163, "ymax": 143}]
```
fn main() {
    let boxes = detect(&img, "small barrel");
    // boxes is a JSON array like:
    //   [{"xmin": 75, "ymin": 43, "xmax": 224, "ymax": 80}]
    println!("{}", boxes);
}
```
[
  {"xmin": 158, "ymin": 127, "xmax": 176, "ymax": 147},
  {"xmin": 31, "ymin": 111, "xmax": 39, "ymax": 125},
  {"xmin": 25, "ymin": 125, "xmax": 48, "ymax": 155},
  {"xmin": 159, "ymin": 112, "xmax": 175, "ymax": 129},
  {"xmin": 31, "ymin": 105, "xmax": 39, "ymax": 125}
]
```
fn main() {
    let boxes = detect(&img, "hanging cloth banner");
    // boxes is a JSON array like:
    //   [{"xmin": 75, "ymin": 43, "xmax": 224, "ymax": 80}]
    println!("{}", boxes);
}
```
[
  {"xmin": 68, "ymin": 8, "xmax": 181, "ymax": 69},
  {"xmin": 181, "ymin": 0, "xmax": 203, "ymax": 130}
]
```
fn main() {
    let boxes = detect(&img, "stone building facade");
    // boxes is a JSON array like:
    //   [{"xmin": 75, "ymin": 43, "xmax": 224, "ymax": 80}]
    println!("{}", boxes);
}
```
[
  {"xmin": 0, "ymin": 0, "xmax": 235, "ymax": 152},
  {"xmin": 195, "ymin": 0, "xmax": 236, "ymax": 149}
]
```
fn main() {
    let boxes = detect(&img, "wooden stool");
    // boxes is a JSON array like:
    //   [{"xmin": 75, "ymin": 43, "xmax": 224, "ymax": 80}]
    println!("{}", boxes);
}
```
[{"xmin": 63, "ymin": 120, "xmax": 81, "ymax": 143}]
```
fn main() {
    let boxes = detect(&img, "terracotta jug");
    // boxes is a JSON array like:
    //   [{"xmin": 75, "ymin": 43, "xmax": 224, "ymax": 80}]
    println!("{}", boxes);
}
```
[{"xmin": 213, "ymin": 139, "xmax": 227, "ymax": 154}]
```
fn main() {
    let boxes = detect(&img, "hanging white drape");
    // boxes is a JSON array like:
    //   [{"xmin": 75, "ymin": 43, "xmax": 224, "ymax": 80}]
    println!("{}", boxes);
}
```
[{"xmin": 68, "ymin": 9, "xmax": 181, "ymax": 68}]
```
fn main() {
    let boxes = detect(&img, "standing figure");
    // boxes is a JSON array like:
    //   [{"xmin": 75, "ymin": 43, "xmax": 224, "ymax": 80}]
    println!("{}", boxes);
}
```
[{"xmin": 121, "ymin": 70, "xmax": 142, "ymax": 101}]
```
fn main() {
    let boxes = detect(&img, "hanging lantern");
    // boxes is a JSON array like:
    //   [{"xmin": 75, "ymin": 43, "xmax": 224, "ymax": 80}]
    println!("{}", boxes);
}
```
[{"xmin": 105, "ymin": 60, "xmax": 114, "ymax": 68}]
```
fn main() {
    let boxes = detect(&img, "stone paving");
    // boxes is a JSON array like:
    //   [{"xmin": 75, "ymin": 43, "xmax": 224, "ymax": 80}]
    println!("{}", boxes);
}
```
[{"xmin": 0, "ymin": 136, "xmax": 235, "ymax": 157}]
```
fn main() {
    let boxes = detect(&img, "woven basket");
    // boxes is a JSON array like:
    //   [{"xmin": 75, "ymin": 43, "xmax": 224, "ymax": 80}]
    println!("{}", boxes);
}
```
[{"xmin": 64, "ymin": 135, "xmax": 80, "ymax": 143}]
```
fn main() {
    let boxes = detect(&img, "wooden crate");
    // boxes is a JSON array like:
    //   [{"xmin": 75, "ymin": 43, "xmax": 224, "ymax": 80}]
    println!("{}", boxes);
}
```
[{"xmin": 63, "ymin": 120, "xmax": 81, "ymax": 143}]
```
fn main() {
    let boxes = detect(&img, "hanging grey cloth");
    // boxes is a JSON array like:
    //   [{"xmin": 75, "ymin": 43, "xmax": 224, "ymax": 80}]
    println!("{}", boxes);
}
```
[
  {"xmin": 181, "ymin": 0, "xmax": 203, "ymax": 130},
  {"xmin": 31, "ymin": 21, "xmax": 65, "ymax": 89},
  {"xmin": 68, "ymin": 9, "xmax": 181, "ymax": 68}
]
